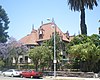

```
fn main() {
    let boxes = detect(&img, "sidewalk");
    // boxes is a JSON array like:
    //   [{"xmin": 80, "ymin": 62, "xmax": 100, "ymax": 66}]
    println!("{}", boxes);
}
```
[{"xmin": 43, "ymin": 76, "xmax": 100, "ymax": 80}]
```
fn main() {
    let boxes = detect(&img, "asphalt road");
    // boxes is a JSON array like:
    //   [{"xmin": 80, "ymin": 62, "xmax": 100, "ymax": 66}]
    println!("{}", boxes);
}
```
[
  {"xmin": 0, "ymin": 76, "xmax": 44, "ymax": 80},
  {"xmin": 0, "ymin": 75, "xmax": 100, "ymax": 80}
]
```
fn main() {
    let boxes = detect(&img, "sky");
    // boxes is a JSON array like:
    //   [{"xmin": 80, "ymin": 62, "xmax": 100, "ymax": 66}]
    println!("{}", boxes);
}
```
[{"xmin": 0, "ymin": 0, "xmax": 100, "ymax": 40}]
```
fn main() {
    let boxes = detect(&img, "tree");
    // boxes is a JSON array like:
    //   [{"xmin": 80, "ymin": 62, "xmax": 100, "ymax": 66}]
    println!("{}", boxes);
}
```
[
  {"xmin": 7, "ymin": 37, "xmax": 28, "ymax": 68},
  {"xmin": 29, "ymin": 46, "xmax": 53, "ymax": 71},
  {"xmin": 69, "ymin": 42, "xmax": 100, "ymax": 72},
  {"xmin": 68, "ymin": 34, "xmax": 100, "ymax": 72},
  {"xmin": 66, "ymin": 35, "xmax": 91, "ymax": 50},
  {"xmin": 0, "ymin": 42, "xmax": 10, "ymax": 69},
  {"xmin": 67, "ymin": 0, "xmax": 98, "ymax": 35},
  {"xmin": 0, "ymin": 58, "xmax": 4, "ymax": 70},
  {"xmin": 0, "ymin": 37, "xmax": 28, "ymax": 69},
  {"xmin": 90, "ymin": 34, "xmax": 100, "ymax": 47},
  {"xmin": 42, "ymin": 33, "xmax": 67, "ymax": 70},
  {"xmin": 0, "ymin": 43, "xmax": 7, "ymax": 69},
  {"xmin": 0, "ymin": 5, "xmax": 10, "ymax": 43},
  {"xmin": 0, "ymin": 43, "xmax": 8, "ymax": 60}
]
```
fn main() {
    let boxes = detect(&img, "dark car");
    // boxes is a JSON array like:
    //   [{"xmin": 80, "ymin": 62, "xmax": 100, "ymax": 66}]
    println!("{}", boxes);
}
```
[
  {"xmin": 20, "ymin": 70, "xmax": 43, "ymax": 78},
  {"xmin": 98, "ymin": 72, "xmax": 100, "ymax": 78}
]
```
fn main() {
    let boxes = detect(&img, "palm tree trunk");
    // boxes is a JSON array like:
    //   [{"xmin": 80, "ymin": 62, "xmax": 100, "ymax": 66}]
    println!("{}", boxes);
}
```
[{"xmin": 80, "ymin": 6, "xmax": 87, "ymax": 35}]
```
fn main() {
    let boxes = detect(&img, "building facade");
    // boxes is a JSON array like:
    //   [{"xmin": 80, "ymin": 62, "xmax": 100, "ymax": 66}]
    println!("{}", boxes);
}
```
[{"xmin": 18, "ymin": 22, "xmax": 73, "ymax": 64}]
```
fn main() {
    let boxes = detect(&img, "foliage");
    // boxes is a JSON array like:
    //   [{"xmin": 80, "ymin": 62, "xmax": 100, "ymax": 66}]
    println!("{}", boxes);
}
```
[
  {"xmin": 66, "ymin": 35, "xmax": 90, "ymax": 52},
  {"xmin": 0, "ymin": 5, "xmax": 10, "ymax": 43},
  {"xmin": 0, "ymin": 42, "xmax": 11, "ymax": 68},
  {"xmin": 67, "ymin": 0, "xmax": 98, "ymax": 11},
  {"xmin": 68, "ymin": 34, "xmax": 100, "ymax": 72},
  {"xmin": 0, "ymin": 59, "xmax": 4, "ymax": 69},
  {"xmin": 6, "ymin": 37, "xmax": 28, "ymax": 68},
  {"xmin": 42, "ymin": 32, "xmax": 67, "ymax": 70},
  {"xmin": 89, "ymin": 34, "xmax": 100, "ymax": 46},
  {"xmin": 67, "ymin": 0, "xmax": 98, "ymax": 35},
  {"xmin": 43, "ymin": 32, "xmax": 66, "ymax": 58},
  {"xmin": 68, "ymin": 34, "xmax": 99, "ymax": 46},
  {"xmin": 29, "ymin": 46, "xmax": 53, "ymax": 71},
  {"xmin": 0, "ymin": 43, "xmax": 8, "ymax": 59}
]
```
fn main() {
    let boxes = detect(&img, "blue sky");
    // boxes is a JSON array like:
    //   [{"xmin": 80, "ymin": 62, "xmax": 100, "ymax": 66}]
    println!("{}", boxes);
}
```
[{"xmin": 0, "ymin": 0, "xmax": 100, "ymax": 40}]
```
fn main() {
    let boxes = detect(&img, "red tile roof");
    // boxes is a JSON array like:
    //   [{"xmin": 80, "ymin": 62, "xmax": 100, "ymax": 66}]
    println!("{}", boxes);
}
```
[
  {"xmin": 19, "ymin": 29, "xmax": 38, "ymax": 45},
  {"xmin": 19, "ymin": 23, "xmax": 70, "ymax": 45}
]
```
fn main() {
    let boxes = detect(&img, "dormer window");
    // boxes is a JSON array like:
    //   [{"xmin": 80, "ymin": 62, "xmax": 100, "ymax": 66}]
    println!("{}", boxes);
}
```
[{"xmin": 39, "ymin": 29, "xmax": 43, "ymax": 39}]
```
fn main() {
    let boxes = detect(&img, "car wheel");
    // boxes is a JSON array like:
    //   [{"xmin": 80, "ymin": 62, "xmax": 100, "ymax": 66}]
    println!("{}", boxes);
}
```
[
  {"xmin": 3, "ymin": 73, "xmax": 6, "ymax": 77},
  {"xmin": 20, "ymin": 75, "xmax": 23, "ymax": 78},
  {"xmin": 31, "ymin": 76, "xmax": 33, "ymax": 78},
  {"xmin": 11, "ymin": 74, "xmax": 14, "ymax": 77}
]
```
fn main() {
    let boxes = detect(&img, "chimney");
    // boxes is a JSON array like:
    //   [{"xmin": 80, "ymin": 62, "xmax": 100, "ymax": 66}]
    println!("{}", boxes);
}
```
[
  {"xmin": 32, "ymin": 24, "xmax": 34, "ymax": 30},
  {"xmin": 41, "ymin": 21, "xmax": 43, "ymax": 25}
]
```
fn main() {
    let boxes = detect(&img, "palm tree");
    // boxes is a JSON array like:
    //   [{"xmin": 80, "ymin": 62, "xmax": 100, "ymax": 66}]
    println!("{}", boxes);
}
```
[{"xmin": 67, "ymin": 0, "xmax": 98, "ymax": 35}]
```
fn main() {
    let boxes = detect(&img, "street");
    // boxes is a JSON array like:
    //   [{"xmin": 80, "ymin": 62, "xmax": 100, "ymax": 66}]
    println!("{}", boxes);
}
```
[
  {"xmin": 0, "ymin": 76, "xmax": 44, "ymax": 80},
  {"xmin": 0, "ymin": 75, "xmax": 100, "ymax": 80}
]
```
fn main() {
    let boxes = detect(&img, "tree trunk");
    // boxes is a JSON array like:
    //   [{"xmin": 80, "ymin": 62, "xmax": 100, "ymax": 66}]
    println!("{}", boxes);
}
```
[
  {"xmin": 80, "ymin": 7, "xmax": 87, "ymax": 35},
  {"xmin": 15, "ymin": 57, "xmax": 18, "ymax": 69},
  {"xmin": 35, "ymin": 61, "xmax": 38, "ymax": 71}
]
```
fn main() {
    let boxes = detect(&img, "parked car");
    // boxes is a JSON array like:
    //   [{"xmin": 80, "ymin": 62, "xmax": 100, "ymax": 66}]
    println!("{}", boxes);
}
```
[
  {"xmin": 98, "ymin": 72, "xmax": 100, "ymax": 78},
  {"xmin": 2, "ymin": 69, "xmax": 22, "ymax": 77},
  {"xmin": 20, "ymin": 70, "xmax": 43, "ymax": 78},
  {"xmin": 0, "ymin": 71, "xmax": 2, "ymax": 75}
]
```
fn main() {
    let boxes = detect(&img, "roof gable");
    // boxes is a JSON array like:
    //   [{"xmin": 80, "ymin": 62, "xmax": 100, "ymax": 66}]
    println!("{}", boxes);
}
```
[{"xmin": 19, "ymin": 23, "xmax": 70, "ymax": 45}]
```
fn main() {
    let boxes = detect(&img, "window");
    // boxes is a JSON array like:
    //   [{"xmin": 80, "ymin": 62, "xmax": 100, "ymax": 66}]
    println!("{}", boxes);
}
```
[
  {"xmin": 20, "ymin": 58, "xmax": 23, "ymax": 63},
  {"xmin": 25, "ymin": 56, "xmax": 28, "ymax": 62},
  {"xmin": 39, "ymin": 30, "xmax": 43, "ymax": 39},
  {"xmin": 39, "ymin": 34, "xmax": 43, "ymax": 39},
  {"xmin": 7, "ymin": 69, "xmax": 13, "ymax": 72}
]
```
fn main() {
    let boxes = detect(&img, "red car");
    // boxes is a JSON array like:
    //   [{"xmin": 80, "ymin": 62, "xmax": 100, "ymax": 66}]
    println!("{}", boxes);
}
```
[{"xmin": 20, "ymin": 70, "xmax": 43, "ymax": 78}]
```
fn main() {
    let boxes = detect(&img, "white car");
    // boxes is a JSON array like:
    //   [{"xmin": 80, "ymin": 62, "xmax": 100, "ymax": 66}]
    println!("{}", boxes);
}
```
[
  {"xmin": 0, "ymin": 71, "xmax": 2, "ymax": 75},
  {"xmin": 2, "ymin": 69, "xmax": 21, "ymax": 77}
]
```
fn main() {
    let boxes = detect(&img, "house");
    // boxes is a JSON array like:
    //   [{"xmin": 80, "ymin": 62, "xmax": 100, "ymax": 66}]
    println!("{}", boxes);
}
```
[
  {"xmin": 19, "ymin": 22, "xmax": 71, "ymax": 45},
  {"xmin": 18, "ymin": 22, "xmax": 73, "ymax": 64}
]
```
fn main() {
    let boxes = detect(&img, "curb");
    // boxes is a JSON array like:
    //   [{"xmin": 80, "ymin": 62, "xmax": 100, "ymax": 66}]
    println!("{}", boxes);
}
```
[{"xmin": 43, "ymin": 76, "xmax": 100, "ymax": 80}]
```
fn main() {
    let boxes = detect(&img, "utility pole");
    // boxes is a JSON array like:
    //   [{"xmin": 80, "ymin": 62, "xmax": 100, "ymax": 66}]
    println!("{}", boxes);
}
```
[
  {"xmin": 52, "ymin": 18, "xmax": 56, "ymax": 78},
  {"xmin": 47, "ymin": 18, "xmax": 57, "ymax": 78}
]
